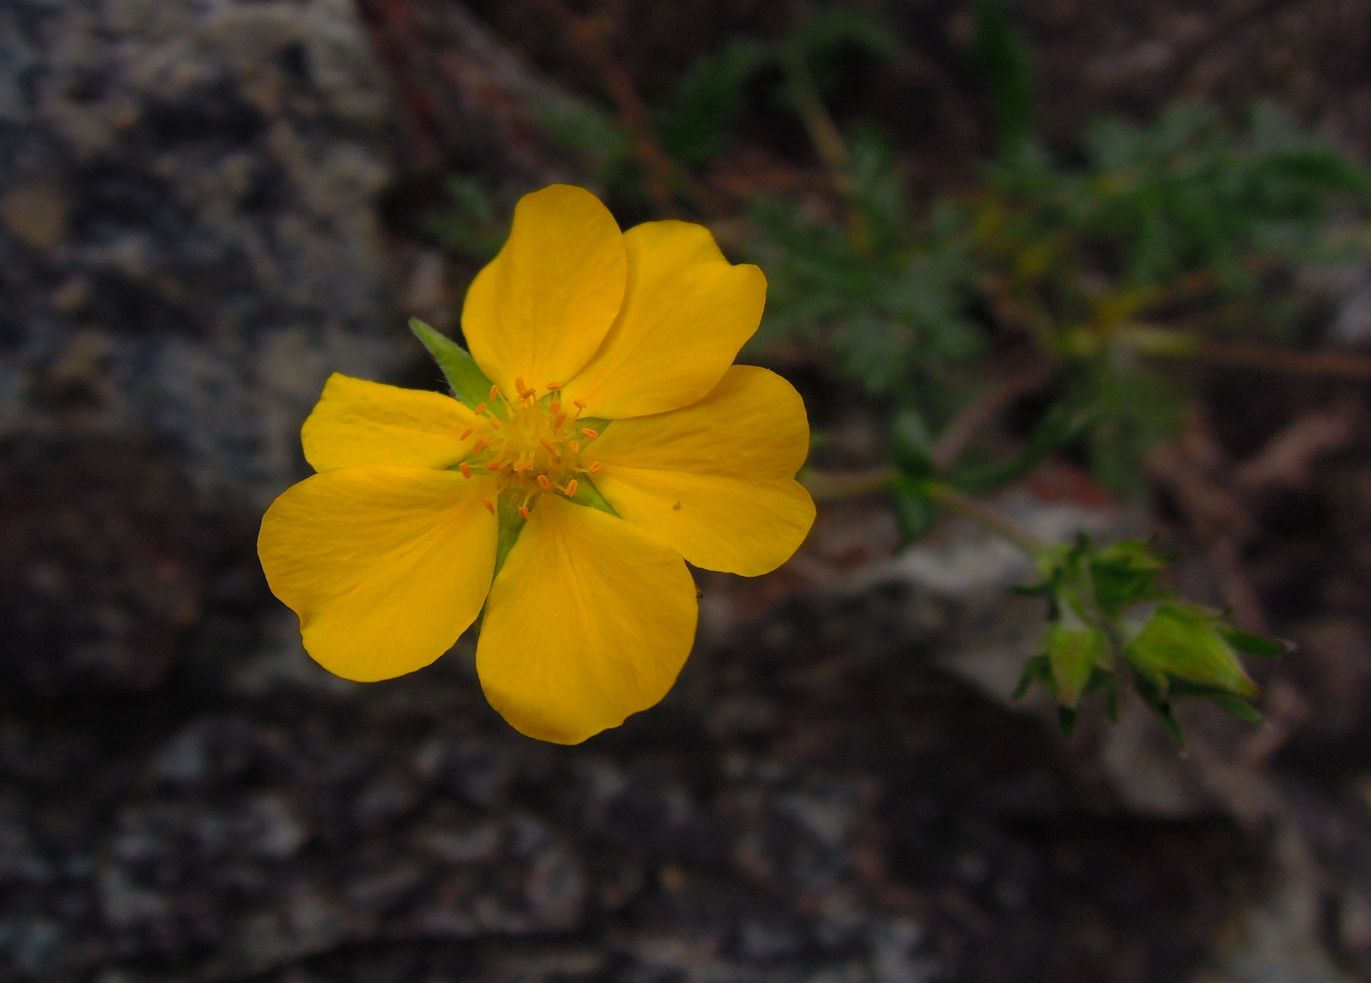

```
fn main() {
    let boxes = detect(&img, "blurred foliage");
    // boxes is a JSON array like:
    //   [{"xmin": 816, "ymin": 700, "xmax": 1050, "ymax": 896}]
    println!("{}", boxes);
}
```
[
  {"xmin": 418, "ymin": 2, "xmax": 1369, "ymax": 738},
  {"xmin": 754, "ymin": 99, "xmax": 1371, "ymax": 487}
]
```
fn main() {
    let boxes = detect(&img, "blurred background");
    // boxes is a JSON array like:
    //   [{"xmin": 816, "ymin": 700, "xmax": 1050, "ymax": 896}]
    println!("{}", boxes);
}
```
[{"xmin": 3, "ymin": 0, "xmax": 1371, "ymax": 979}]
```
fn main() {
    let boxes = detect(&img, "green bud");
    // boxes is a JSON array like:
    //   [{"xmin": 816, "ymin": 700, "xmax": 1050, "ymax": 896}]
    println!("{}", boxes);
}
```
[
  {"xmin": 1045, "ymin": 623, "xmax": 1110, "ymax": 708},
  {"xmin": 1125, "ymin": 602, "xmax": 1257, "ymax": 699}
]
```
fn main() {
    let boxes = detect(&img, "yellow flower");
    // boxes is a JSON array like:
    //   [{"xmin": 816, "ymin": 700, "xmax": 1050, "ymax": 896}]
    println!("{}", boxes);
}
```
[{"xmin": 258, "ymin": 185, "xmax": 815, "ymax": 743}]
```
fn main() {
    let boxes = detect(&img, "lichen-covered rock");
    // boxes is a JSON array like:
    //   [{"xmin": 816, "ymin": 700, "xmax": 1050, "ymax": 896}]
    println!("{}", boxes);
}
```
[
  {"xmin": 0, "ymin": 0, "xmax": 398, "ymax": 507},
  {"xmin": 0, "ymin": 0, "xmax": 400, "ymax": 699}
]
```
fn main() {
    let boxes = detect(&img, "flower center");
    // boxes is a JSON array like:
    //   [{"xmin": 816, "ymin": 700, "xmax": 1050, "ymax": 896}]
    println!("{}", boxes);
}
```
[{"xmin": 456, "ymin": 378, "xmax": 602, "ymax": 519}]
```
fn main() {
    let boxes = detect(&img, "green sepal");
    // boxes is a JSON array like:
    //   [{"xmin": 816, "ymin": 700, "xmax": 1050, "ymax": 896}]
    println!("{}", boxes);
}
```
[
  {"xmin": 492, "ymin": 492, "xmax": 525, "ymax": 580},
  {"xmin": 567, "ymin": 475, "xmax": 620, "ymax": 517},
  {"xmin": 1089, "ymin": 540, "xmax": 1168, "ymax": 615},
  {"xmin": 1220, "ymin": 626, "xmax": 1293, "ymax": 659},
  {"xmin": 951, "ymin": 402, "xmax": 1091, "ymax": 494},
  {"xmin": 409, "ymin": 318, "xmax": 497, "ymax": 407},
  {"xmin": 578, "ymin": 417, "xmax": 613, "ymax": 435},
  {"xmin": 1011, "ymin": 653, "xmax": 1053, "ymax": 701},
  {"xmin": 1131, "ymin": 669, "xmax": 1186, "ymax": 744},
  {"xmin": 1210, "ymin": 694, "xmax": 1264, "ymax": 725}
]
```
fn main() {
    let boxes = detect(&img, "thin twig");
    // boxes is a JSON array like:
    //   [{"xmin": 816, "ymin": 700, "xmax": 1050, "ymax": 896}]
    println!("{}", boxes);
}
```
[
  {"xmin": 931, "ymin": 359, "xmax": 1053, "ymax": 469},
  {"xmin": 1122, "ymin": 323, "xmax": 1371, "ymax": 382}
]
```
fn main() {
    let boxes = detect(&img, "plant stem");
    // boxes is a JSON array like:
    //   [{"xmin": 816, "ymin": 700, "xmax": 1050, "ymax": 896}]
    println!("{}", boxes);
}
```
[
  {"xmin": 801, "ymin": 467, "xmax": 896, "ymax": 501},
  {"xmin": 801, "ymin": 468, "xmax": 1048, "ymax": 554},
  {"xmin": 1121, "ymin": 324, "xmax": 1371, "ymax": 382},
  {"xmin": 780, "ymin": 42, "xmax": 852, "ymax": 193},
  {"xmin": 923, "ymin": 482, "xmax": 1047, "ymax": 554}
]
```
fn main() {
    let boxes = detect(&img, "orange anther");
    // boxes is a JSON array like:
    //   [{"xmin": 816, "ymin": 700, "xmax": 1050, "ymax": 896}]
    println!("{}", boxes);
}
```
[
  {"xmin": 588, "ymin": 461, "xmax": 603, "ymax": 474},
  {"xmin": 536, "ymin": 474, "xmax": 552, "ymax": 490},
  {"xmin": 459, "ymin": 427, "xmax": 473, "ymax": 440},
  {"xmin": 518, "ymin": 505, "xmax": 532, "ymax": 520},
  {"xmin": 483, "ymin": 499, "xmax": 495, "ymax": 515},
  {"xmin": 539, "ymin": 437, "xmax": 560, "ymax": 457},
  {"xmin": 574, "ymin": 399, "xmax": 587, "ymax": 409},
  {"xmin": 546, "ymin": 382, "xmax": 562, "ymax": 392},
  {"xmin": 550, "ymin": 398, "xmax": 562, "ymax": 416},
  {"xmin": 569, "ymin": 440, "xmax": 581, "ymax": 454},
  {"xmin": 489, "ymin": 384, "xmax": 501, "ymax": 401},
  {"xmin": 579, "ymin": 427, "xmax": 599, "ymax": 440},
  {"xmin": 513, "ymin": 455, "xmax": 533, "ymax": 473},
  {"xmin": 459, "ymin": 462, "xmax": 472, "ymax": 479},
  {"xmin": 563, "ymin": 479, "xmax": 579, "ymax": 498},
  {"xmin": 484, "ymin": 459, "xmax": 502, "ymax": 471},
  {"xmin": 472, "ymin": 438, "xmax": 489, "ymax": 454},
  {"xmin": 515, "ymin": 377, "xmax": 526, "ymax": 394}
]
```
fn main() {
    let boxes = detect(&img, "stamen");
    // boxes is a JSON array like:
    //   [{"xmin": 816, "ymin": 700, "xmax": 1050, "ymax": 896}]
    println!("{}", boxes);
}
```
[
  {"xmin": 563, "ymin": 478, "xmax": 579, "ymax": 498},
  {"xmin": 459, "ymin": 462, "xmax": 472, "ymax": 479},
  {"xmin": 489, "ymin": 384, "xmax": 501, "ymax": 401},
  {"xmin": 536, "ymin": 474, "xmax": 551, "ymax": 490},
  {"xmin": 579, "ymin": 427, "xmax": 599, "ymax": 440},
  {"xmin": 569, "ymin": 439, "xmax": 581, "ymax": 454},
  {"xmin": 539, "ymin": 437, "xmax": 560, "ymax": 457},
  {"xmin": 588, "ymin": 461, "xmax": 603, "ymax": 474},
  {"xmin": 473, "ymin": 402, "xmax": 488, "ymax": 416},
  {"xmin": 513, "ymin": 455, "xmax": 533, "ymax": 473},
  {"xmin": 484, "ymin": 458, "xmax": 502, "ymax": 471},
  {"xmin": 518, "ymin": 505, "xmax": 532, "ymax": 520},
  {"xmin": 546, "ymin": 382, "xmax": 562, "ymax": 392},
  {"xmin": 515, "ymin": 377, "xmax": 526, "ymax": 396},
  {"xmin": 459, "ymin": 427, "xmax": 473, "ymax": 440},
  {"xmin": 472, "ymin": 438, "xmax": 489, "ymax": 454},
  {"xmin": 483, "ymin": 498, "xmax": 495, "ymax": 516}
]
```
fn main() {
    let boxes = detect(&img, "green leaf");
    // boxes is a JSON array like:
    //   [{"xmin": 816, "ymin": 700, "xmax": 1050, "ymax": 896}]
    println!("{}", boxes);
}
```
[
  {"xmin": 891, "ymin": 406, "xmax": 936, "ymax": 477},
  {"xmin": 972, "ymin": 0, "xmax": 1037, "ymax": 157},
  {"xmin": 409, "ymin": 318, "xmax": 496, "ymax": 407}
]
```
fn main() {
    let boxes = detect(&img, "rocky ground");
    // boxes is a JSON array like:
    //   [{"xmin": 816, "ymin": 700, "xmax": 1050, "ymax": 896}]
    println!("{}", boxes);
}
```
[{"xmin": 2, "ymin": 1, "xmax": 1370, "ymax": 980}]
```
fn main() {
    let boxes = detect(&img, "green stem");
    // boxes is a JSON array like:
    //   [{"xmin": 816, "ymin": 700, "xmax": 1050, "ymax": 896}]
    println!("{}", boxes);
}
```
[
  {"xmin": 801, "ymin": 467, "xmax": 896, "ymax": 501},
  {"xmin": 801, "ymin": 468, "xmax": 1048, "ymax": 555},
  {"xmin": 923, "ymin": 482, "xmax": 1047, "ymax": 555},
  {"xmin": 780, "ymin": 42, "xmax": 852, "ymax": 192}
]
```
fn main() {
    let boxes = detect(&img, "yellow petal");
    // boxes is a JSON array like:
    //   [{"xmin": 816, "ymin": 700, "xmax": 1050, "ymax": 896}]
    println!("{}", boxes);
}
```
[
  {"xmin": 462, "ymin": 185, "xmax": 627, "ymax": 397},
  {"xmin": 301, "ymin": 373, "xmax": 478, "ymax": 473},
  {"xmin": 259, "ymin": 467, "xmax": 498, "ymax": 681},
  {"xmin": 476, "ymin": 497, "xmax": 697, "ymax": 744},
  {"xmin": 562, "ymin": 220, "xmax": 766, "ymax": 418},
  {"xmin": 588, "ymin": 366, "xmax": 815, "ymax": 574}
]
